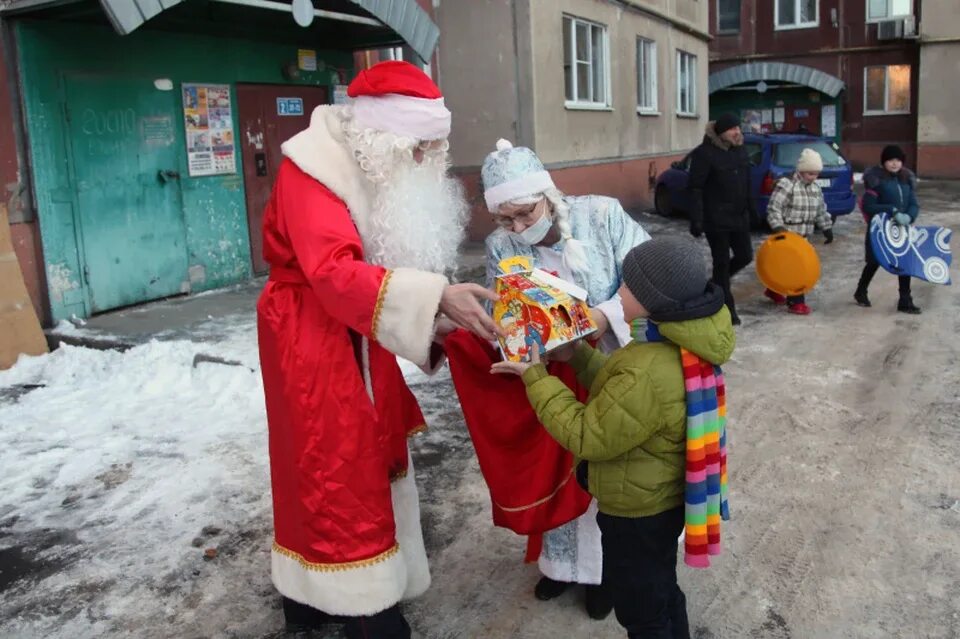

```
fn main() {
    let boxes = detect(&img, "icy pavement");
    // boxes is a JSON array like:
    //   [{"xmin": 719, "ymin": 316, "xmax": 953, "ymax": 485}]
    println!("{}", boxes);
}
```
[{"xmin": 2, "ymin": 184, "xmax": 960, "ymax": 638}]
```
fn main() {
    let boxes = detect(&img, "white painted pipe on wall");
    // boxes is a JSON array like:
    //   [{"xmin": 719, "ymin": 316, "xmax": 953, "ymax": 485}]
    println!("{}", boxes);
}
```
[{"xmin": 210, "ymin": 0, "xmax": 383, "ymax": 28}]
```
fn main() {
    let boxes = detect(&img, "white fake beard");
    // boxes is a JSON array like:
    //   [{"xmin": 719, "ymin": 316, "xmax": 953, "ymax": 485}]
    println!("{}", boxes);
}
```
[{"xmin": 362, "ymin": 149, "xmax": 467, "ymax": 274}]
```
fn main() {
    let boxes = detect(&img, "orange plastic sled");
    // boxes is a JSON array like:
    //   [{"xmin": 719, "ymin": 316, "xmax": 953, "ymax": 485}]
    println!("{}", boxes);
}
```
[{"xmin": 755, "ymin": 230, "xmax": 821, "ymax": 296}]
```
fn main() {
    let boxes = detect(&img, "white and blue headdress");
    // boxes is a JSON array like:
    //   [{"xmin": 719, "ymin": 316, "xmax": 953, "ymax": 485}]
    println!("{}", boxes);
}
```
[{"xmin": 481, "ymin": 139, "xmax": 587, "ymax": 273}]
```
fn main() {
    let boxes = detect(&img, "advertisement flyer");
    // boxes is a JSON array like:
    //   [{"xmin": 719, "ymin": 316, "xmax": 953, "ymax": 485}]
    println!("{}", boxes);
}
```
[
  {"xmin": 182, "ymin": 83, "xmax": 236, "ymax": 177},
  {"xmin": 821, "ymin": 104, "xmax": 837, "ymax": 138}
]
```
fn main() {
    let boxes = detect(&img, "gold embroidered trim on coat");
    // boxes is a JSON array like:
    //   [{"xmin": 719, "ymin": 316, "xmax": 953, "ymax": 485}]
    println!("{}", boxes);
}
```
[
  {"xmin": 272, "ymin": 541, "xmax": 399, "ymax": 572},
  {"xmin": 371, "ymin": 270, "xmax": 394, "ymax": 340},
  {"xmin": 390, "ymin": 469, "xmax": 408, "ymax": 482},
  {"xmin": 493, "ymin": 463, "xmax": 578, "ymax": 513},
  {"xmin": 407, "ymin": 424, "xmax": 427, "ymax": 438}
]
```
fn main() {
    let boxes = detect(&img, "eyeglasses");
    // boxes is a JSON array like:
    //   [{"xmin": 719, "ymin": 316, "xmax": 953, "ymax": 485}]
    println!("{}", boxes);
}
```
[{"xmin": 493, "ymin": 204, "xmax": 539, "ymax": 229}]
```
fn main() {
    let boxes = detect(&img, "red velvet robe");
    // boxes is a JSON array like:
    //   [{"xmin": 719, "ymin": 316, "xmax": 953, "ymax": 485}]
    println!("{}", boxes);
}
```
[{"xmin": 259, "ymin": 112, "xmax": 447, "ymax": 614}]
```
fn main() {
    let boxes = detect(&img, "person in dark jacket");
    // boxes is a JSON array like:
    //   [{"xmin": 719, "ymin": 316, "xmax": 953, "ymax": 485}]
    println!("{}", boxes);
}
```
[
  {"xmin": 854, "ymin": 145, "xmax": 922, "ymax": 314},
  {"xmin": 687, "ymin": 113, "xmax": 755, "ymax": 325}
]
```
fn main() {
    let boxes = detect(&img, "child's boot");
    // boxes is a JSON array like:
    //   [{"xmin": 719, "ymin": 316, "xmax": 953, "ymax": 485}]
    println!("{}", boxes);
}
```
[
  {"xmin": 788, "ymin": 302, "xmax": 811, "ymax": 315},
  {"xmin": 897, "ymin": 294, "xmax": 921, "ymax": 314},
  {"xmin": 584, "ymin": 583, "xmax": 614, "ymax": 620},
  {"xmin": 764, "ymin": 288, "xmax": 786, "ymax": 305}
]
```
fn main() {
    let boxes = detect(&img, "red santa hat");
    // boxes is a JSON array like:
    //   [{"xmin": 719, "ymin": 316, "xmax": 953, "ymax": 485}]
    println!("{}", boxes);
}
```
[{"xmin": 347, "ymin": 61, "xmax": 451, "ymax": 141}]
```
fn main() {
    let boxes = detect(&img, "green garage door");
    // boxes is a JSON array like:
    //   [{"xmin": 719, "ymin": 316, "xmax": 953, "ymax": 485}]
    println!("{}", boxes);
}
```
[{"xmin": 65, "ymin": 74, "xmax": 189, "ymax": 313}]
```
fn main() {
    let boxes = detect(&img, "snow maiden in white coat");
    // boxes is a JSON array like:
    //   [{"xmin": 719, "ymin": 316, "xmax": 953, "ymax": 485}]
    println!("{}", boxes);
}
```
[{"xmin": 482, "ymin": 139, "xmax": 651, "ymax": 619}]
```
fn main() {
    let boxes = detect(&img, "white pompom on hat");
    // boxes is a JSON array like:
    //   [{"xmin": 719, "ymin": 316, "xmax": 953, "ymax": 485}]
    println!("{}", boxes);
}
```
[{"xmin": 796, "ymin": 148, "xmax": 824, "ymax": 173}]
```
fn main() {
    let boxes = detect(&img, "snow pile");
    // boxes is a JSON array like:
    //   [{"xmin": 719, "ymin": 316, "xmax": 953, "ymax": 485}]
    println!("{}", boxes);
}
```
[{"xmin": 0, "ymin": 341, "xmax": 272, "ymax": 638}]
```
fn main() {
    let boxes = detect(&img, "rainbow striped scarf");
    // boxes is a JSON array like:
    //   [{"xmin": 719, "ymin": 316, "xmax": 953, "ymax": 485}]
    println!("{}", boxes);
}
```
[
  {"xmin": 642, "ymin": 321, "xmax": 729, "ymax": 568},
  {"xmin": 680, "ymin": 348, "xmax": 729, "ymax": 568}
]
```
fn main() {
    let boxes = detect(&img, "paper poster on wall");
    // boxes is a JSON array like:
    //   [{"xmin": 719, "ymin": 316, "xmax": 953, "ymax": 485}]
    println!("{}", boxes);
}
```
[
  {"xmin": 182, "ymin": 83, "xmax": 236, "ymax": 177},
  {"xmin": 821, "ymin": 104, "xmax": 837, "ymax": 137},
  {"xmin": 761, "ymin": 110, "xmax": 773, "ymax": 125},
  {"xmin": 298, "ymin": 49, "xmax": 318, "ymax": 71},
  {"xmin": 774, "ymin": 107, "xmax": 786, "ymax": 126},
  {"xmin": 741, "ymin": 109, "xmax": 762, "ymax": 133}
]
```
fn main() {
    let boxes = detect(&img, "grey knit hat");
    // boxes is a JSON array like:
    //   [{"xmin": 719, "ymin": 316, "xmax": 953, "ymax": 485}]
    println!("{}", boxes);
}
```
[{"xmin": 621, "ymin": 237, "xmax": 710, "ymax": 315}]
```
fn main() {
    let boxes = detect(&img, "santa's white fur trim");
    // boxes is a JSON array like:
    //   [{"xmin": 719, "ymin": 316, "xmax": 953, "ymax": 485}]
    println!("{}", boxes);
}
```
[
  {"xmin": 373, "ymin": 268, "xmax": 447, "ymax": 366},
  {"xmin": 351, "ymin": 94, "xmax": 451, "ymax": 140},
  {"xmin": 393, "ymin": 455, "xmax": 431, "ymax": 599},
  {"xmin": 281, "ymin": 105, "xmax": 376, "ymax": 235},
  {"xmin": 271, "ymin": 453, "xmax": 430, "ymax": 616},
  {"xmin": 484, "ymin": 170, "xmax": 556, "ymax": 212},
  {"xmin": 272, "ymin": 542, "xmax": 407, "ymax": 616}
]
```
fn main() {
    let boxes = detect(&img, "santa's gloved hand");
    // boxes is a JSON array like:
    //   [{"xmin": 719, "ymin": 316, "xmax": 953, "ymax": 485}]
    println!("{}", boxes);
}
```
[
  {"xmin": 894, "ymin": 212, "xmax": 911, "ymax": 226},
  {"xmin": 689, "ymin": 221, "xmax": 704, "ymax": 238},
  {"xmin": 771, "ymin": 226, "xmax": 787, "ymax": 234},
  {"xmin": 823, "ymin": 229, "xmax": 834, "ymax": 244}
]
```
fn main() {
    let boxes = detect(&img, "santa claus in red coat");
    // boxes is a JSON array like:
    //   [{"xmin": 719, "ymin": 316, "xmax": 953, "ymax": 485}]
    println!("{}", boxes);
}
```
[{"xmin": 257, "ymin": 61, "xmax": 497, "ymax": 636}]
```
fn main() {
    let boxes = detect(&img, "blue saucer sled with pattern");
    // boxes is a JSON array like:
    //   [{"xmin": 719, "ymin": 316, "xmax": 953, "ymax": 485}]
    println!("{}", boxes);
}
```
[{"xmin": 869, "ymin": 213, "xmax": 952, "ymax": 285}]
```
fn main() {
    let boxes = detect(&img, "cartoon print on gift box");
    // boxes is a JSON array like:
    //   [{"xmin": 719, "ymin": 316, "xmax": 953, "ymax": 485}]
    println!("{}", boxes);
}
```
[
  {"xmin": 500, "ymin": 314, "xmax": 529, "ymax": 360},
  {"xmin": 549, "ymin": 306, "xmax": 575, "ymax": 341},
  {"xmin": 522, "ymin": 304, "xmax": 552, "ymax": 356},
  {"xmin": 570, "ymin": 304, "xmax": 593, "ymax": 335}
]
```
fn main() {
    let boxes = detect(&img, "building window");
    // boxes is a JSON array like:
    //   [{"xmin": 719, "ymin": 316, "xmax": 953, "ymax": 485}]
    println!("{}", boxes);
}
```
[
  {"xmin": 775, "ymin": 0, "xmax": 818, "ymax": 30},
  {"xmin": 676, "ymin": 51, "xmax": 697, "ymax": 116},
  {"xmin": 718, "ymin": 0, "xmax": 741, "ymax": 33},
  {"xmin": 867, "ymin": 0, "xmax": 912, "ymax": 21},
  {"xmin": 864, "ymin": 64, "xmax": 911, "ymax": 115},
  {"xmin": 637, "ymin": 38, "xmax": 658, "ymax": 113},
  {"xmin": 562, "ymin": 15, "xmax": 611, "ymax": 109}
]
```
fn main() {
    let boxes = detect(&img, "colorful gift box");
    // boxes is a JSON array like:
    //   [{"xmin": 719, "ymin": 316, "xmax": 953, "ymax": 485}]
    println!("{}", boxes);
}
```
[{"xmin": 493, "ymin": 257, "xmax": 597, "ymax": 362}]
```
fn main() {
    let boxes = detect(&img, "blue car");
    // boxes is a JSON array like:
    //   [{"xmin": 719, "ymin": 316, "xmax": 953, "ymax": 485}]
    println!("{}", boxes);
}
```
[{"xmin": 654, "ymin": 133, "xmax": 857, "ymax": 224}]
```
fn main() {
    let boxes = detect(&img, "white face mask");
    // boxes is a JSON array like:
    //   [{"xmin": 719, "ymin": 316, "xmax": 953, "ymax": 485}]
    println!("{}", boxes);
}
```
[
  {"xmin": 516, "ymin": 212, "xmax": 552, "ymax": 245},
  {"xmin": 511, "ymin": 199, "xmax": 553, "ymax": 245}
]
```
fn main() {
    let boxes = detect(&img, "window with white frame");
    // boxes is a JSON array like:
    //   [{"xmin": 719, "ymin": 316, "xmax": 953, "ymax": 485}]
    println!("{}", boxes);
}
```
[
  {"xmin": 562, "ymin": 15, "xmax": 610, "ymax": 108},
  {"xmin": 637, "ymin": 38, "xmax": 658, "ymax": 113},
  {"xmin": 864, "ymin": 64, "xmax": 911, "ymax": 115},
  {"xmin": 676, "ymin": 51, "xmax": 697, "ymax": 116},
  {"xmin": 718, "ymin": 0, "xmax": 741, "ymax": 33},
  {"xmin": 776, "ymin": 0, "xmax": 818, "ymax": 29},
  {"xmin": 867, "ymin": 0, "xmax": 912, "ymax": 21}
]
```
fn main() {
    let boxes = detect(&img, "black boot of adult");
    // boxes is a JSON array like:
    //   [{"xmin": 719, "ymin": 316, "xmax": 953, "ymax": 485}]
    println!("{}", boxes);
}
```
[
  {"xmin": 534, "ymin": 576, "xmax": 570, "ymax": 600},
  {"xmin": 282, "ymin": 596, "xmax": 346, "ymax": 632},
  {"xmin": 584, "ymin": 582, "xmax": 614, "ymax": 620},
  {"xmin": 343, "ymin": 605, "xmax": 411, "ymax": 639}
]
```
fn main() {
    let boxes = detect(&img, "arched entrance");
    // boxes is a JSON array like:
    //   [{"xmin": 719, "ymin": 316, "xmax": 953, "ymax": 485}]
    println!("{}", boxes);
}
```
[{"xmin": 708, "ymin": 63, "xmax": 846, "ymax": 139}]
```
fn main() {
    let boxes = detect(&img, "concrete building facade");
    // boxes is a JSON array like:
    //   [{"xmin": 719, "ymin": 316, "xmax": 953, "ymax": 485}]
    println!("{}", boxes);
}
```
[
  {"xmin": 916, "ymin": 1, "xmax": 960, "ymax": 178},
  {"xmin": 435, "ymin": 0, "xmax": 711, "ymax": 240}
]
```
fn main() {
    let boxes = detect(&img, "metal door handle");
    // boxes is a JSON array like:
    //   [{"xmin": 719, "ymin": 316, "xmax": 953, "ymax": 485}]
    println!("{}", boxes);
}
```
[{"xmin": 158, "ymin": 169, "xmax": 181, "ymax": 182}]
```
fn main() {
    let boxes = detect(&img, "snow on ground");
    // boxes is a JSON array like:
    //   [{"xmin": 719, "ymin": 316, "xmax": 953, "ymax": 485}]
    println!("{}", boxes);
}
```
[
  {"xmin": 0, "ymin": 341, "xmax": 274, "ymax": 638},
  {"xmin": 2, "ymin": 182, "xmax": 960, "ymax": 638}
]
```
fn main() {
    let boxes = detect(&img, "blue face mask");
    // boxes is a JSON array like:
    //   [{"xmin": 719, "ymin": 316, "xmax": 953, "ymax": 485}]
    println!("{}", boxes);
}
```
[{"xmin": 516, "ymin": 211, "xmax": 553, "ymax": 246}]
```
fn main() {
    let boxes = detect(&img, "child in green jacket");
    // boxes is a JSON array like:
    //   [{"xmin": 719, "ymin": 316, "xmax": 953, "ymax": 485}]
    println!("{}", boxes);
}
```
[{"xmin": 492, "ymin": 236, "xmax": 736, "ymax": 638}]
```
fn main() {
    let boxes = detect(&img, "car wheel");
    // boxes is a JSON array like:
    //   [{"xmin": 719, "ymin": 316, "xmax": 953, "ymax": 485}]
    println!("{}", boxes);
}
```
[{"xmin": 654, "ymin": 186, "xmax": 673, "ymax": 217}]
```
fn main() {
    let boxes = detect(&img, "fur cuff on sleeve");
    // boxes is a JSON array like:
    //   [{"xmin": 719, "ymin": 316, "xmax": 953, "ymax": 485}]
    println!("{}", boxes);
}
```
[{"xmin": 373, "ymin": 268, "xmax": 448, "ymax": 366}]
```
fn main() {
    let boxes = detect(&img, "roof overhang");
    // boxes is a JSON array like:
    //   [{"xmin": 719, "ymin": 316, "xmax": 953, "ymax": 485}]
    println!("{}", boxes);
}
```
[
  {"xmin": 709, "ymin": 62, "xmax": 845, "ymax": 98},
  {"xmin": 0, "ymin": 0, "xmax": 440, "ymax": 61}
]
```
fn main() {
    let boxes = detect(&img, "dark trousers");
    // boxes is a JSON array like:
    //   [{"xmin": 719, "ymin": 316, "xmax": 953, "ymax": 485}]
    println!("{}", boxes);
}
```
[
  {"xmin": 344, "ymin": 607, "xmax": 411, "ymax": 639},
  {"xmin": 705, "ymin": 230, "xmax": 753, "ymax": 319},
  {"xmin": 597, "ymin": 506, "xmax": 690, "ymax": 639},
  {"xmin": 787, "ymin": 294, "xmax": 805, "ymax": 305},
  {"xmin": 858, "ymin": 229, "xmax": 911, "ymax": 297}
]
